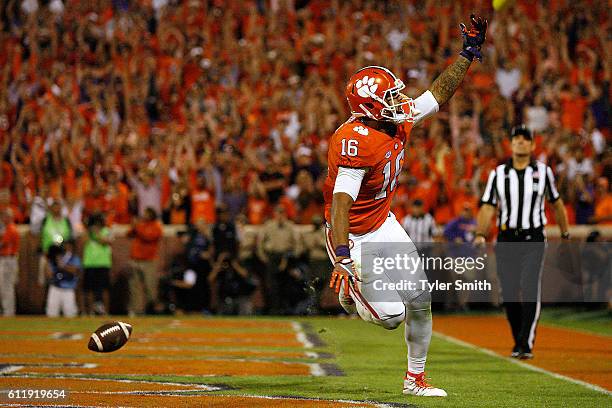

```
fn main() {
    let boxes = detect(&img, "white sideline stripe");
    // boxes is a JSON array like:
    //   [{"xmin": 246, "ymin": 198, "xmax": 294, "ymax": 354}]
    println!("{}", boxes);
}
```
[
  {"xmin": 291, "ymin": 321, "xmax": 314, "ymax": 349},
  {"xmin": 91, "ymin": 333, "xmax": 103, "ymax": 351},
  {"xmin": 433, "ymin": 332, "xmax": 612, "ymax": 395}
]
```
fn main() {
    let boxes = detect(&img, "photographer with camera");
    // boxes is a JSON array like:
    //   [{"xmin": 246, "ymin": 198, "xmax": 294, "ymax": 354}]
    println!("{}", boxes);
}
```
[
  {"xmin": 45, "ymin": 239, "xmax": 82, "ymax": 317},
  {"xmin": 208, "ymin": 252, "xmax": 257, "ymax": 315}
]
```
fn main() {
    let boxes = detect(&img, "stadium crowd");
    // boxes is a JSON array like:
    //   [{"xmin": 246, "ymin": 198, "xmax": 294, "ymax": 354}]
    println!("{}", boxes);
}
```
[{"xmin": 0, "ymin": 0, "xmax": 610, "ymax": 315}]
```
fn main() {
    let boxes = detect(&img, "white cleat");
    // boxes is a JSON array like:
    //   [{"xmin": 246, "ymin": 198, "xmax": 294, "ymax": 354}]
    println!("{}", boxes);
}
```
[{"xmin": 402, "ymin": 372, "xmax": 447, "ymax": 397}]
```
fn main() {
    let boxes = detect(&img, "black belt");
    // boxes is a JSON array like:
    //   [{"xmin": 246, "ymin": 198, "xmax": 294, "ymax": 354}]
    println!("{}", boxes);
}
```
[{"xmin": 498, "ymin": 226, "xmax": 543, "ymax": 237}]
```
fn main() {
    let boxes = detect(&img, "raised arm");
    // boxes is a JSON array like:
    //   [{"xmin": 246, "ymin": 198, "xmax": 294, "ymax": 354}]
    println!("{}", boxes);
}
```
[
  {"xmin": 429, "ymin": 14, "xmax": 488, "ymax": 106},
  {"xmin": 410, "ymin": 14, "xmax": 488, "ymax": 127}
]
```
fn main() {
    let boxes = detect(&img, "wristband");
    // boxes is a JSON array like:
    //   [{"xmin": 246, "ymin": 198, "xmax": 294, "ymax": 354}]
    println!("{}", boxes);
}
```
[
  {"xmin": 335, "ymin": 245, "xmax": 350, "ymax": 258},
  {"xmin": 459, "ymin": 50, "xmax": 475, "ymax": 62}
]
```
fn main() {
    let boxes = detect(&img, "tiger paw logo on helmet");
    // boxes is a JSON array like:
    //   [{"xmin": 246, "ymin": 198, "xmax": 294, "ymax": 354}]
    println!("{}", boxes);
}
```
[{"xmin": 355, "ymin": 76, "xmax": 379, "ymax": 98}]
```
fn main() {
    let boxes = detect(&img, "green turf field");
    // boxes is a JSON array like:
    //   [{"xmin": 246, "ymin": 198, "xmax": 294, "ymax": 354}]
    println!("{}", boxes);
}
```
[{"xmin": 0, "ymin": 311, "xmax": 609, "ymax": 408}]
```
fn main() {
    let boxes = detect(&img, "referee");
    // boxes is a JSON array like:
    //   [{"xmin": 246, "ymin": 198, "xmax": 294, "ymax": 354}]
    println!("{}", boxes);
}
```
[
  {"xmin": 474, "ymin": 125, "xmax": 570, "ymax": 359},
  {"xmin": 402, "ymin": 199, "xmax": 438, "ymax": 243}
]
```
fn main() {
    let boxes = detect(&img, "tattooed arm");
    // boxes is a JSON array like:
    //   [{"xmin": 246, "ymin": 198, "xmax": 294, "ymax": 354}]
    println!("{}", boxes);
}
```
[
  {"xmin": 427, "ymin": 14, "xmax": 488, "ymax": 106},
  {"xmin": 429, "ymin": 55, "xmax": 473, "ymax": 106}
]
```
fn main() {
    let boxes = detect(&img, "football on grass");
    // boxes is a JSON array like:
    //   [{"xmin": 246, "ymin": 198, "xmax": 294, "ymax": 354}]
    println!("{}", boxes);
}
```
[{"xmin": 88, "ymin": 321, "xmax": 132, "ymax": 352}]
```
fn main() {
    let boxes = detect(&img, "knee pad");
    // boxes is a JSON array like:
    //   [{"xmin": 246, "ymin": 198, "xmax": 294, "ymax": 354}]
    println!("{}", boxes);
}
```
[{"xmin": 407, "ymin": 290, "xmax": 431, "ymax": 312}]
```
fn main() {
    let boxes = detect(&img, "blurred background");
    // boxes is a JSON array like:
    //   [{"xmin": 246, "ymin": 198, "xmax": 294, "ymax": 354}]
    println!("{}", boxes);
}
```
[{"xmin": 0, "ymin": 0, "xmax": 609, "ymax": 316}]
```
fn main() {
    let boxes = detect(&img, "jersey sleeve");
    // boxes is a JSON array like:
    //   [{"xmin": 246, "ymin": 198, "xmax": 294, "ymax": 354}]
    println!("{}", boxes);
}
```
[
  {"xmin": 480, "ymin": 169, "xmax": 497, "ymax": 206},
  {"xmin": 545, "ymin": 166, "xmax": 560, "ymax": 202},
  {"xmin": 331, "ymin": 126, "xmax": 378, "ymax": 168}
]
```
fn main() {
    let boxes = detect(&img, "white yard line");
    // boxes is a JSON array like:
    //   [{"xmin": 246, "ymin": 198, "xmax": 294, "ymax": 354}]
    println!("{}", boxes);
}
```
[
  {"xmin": 291, "ymin": 321, "xmax": 314, "ymax": 348},
  {"xmin": 308, "ymin": 363, "xmax": 325, "ymax": 377},
  {"xmin": 433, "ymin": 331, "xmax": 611, "ymax": 396}
]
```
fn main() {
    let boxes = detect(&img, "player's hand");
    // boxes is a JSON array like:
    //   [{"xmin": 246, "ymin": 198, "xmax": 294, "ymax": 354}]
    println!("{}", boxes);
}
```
[
  {"xmin": 399, "ymin": 94, "xmax": 422, "ymax": 123},
  {"xmin": 459, "ymin": 14, "xmax": 488, "ymax": 62},
  {"xmin": 473, "ymin": 235, "xmax": 486, "ymax": 248},
  {"xmin": 329, "ymin": 258, "xmax": 356, "ymax": 296}
]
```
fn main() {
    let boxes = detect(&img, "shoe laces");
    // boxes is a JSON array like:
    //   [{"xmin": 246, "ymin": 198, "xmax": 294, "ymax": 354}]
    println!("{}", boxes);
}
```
[{"xmin": 406, "ymin": 373, "xmax": 433, "ymax": 389}]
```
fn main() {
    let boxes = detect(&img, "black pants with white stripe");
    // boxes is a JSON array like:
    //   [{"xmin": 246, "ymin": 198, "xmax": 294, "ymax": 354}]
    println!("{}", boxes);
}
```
[{"xmin": 496, "ymin": 229, "xmax": 545, "ymax": 352}]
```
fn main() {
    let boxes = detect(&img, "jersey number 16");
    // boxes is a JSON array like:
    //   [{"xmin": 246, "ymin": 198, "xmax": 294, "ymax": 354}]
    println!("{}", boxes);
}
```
[{"xmin": 375, "ymin": 149, "xmax": 404, "ymax": 200}]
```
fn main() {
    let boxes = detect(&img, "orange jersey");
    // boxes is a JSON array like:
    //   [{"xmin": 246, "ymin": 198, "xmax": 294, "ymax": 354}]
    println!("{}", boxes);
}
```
[{"xmin": 324, "ymin": 118, "xmax": 412, "ymax": 235}]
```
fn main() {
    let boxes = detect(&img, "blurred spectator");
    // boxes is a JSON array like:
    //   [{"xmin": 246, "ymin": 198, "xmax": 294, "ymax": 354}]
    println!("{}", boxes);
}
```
[
  {"xmin": 38, "ymin": 199, "xmax": 72, "ymax": 286},
  {"xmin": 246, "ymin": 178, "xmax": 269, "ymax": 225},
  {"xmin": 127, "ymin": 207, "xmax": 163, "ymax": 315},
  {"xmin": 190, "ymin": 171, "xmax": 216, "ymax": 224},
  {"xmin": 574, "ymin": 175, "xmax": 595, "ymax": 225},
  {"xmin": 592, "ymin": 178, "xmax": 612, "ymax": 225},
  {"xmin": 163, "ymin": 183, "xmax": 191, "ymax": 225},
  {"xmin": 301, "ymin": 215, "xmax": 328, "ymax": 313},
  {"xmin": 40, "ymin": 200, "xmax": 73, "ymax": 254},
  {"xmin": 287, "ymin": 170, "xmax": 324, "ymax": 224},
  {"xmin": 257, "ymin": 205, "xmax": 300, "ymax": 313},
  {"xmin": 82, "ymin": 213, "xmax": 113, "ymax": 315},
  {"xmin": 443, "ymin": 203, "xmax": 477, "ymax": 244},
  {"xmin": 402, "ymin": 199, "xmax": 438, "ymax": 243},
  {"xmin": 212, "ymin": 206, "xmax": 238, "ymax": 258},
  {"xmin": 182, "ymin": 220, "xmax": 213, "ymax": 311},
  {"xmin": 260, "ymin": 157, "xmax": 286, "ymax": 206},
  {"xmin": 208, "ymin": 252, "xmax": 257, "ymax": 315},
  {"xmin": 560, "ymin": 149, "xmax": 594, "ymax": 181},
  {"xmin": 222, "ymin": 178, "xmax": 247, "ymax": 221},
  {"xmin": 127, "ymin": 167, "xmax": 162, "ymax": 218},
  {"xmin": 443, "ymin": 202, "xmax": 477, "ymax": 311},
  {"xmin": 45, "ymin": 240, "xmax": 81, "ymax": 317},
  {"xmin": 0, "ymin": 209, "xmax": 19, "ymax": 316},
  {"xmin": 159, "ymin": 253, "xmax": 205, "ymax": 314},
  {"xmin": 495, "ymin": 58, "xmax": 521, "ymax": 99}
]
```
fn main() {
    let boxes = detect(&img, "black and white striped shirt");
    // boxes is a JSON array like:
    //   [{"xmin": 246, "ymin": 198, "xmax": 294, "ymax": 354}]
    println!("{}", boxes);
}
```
[
  {"xmin": 480, "ymin": 159, "xmax": 560, "ymax": 230},
  {"xmin": 402, "ymin": 213, "xmax": 438, "ymax": 242}
]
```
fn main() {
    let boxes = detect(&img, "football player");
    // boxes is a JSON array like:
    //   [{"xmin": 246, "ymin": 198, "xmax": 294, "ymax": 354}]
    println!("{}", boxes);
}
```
[{"xmin": 324, "ymin": 15, "xmax": 487, "ymax": 397}]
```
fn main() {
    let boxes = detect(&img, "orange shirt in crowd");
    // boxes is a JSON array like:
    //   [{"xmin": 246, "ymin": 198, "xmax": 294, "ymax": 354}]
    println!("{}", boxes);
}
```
[
  {"xmin": 433, "ymin": 203, "xmax": 454, "ymax": 225},
  {"xmin": 191, "ymin": 188, "xmax": 216, "ymax": 224},
  {"xmin": 0, "ymin": 222, "xmax": 19, "ymax": 256},
  {"xmin": 594, "ymin": 194, "xmax": 612, "ymax": 224},
  {"xmin": 560, "ymin": 94, "xmax": 588, "ymax": 132},
  {"xmin": 169, "ymin": 208, "xmax": 187, "ymax": 225},
  {"xmin": 247, "ymin": 197, "xmax": 268, "ymax": 225},
  {"xmin": 129, "ymin": 220, "xmax": 163, "ymax": 261},
  {"xmin": 108, "ymin": 182, "xmax": 131, "ymax": 224},
  {"xmin": 0, "ymin": 162, "xmax": 13, "ymax": 189}
]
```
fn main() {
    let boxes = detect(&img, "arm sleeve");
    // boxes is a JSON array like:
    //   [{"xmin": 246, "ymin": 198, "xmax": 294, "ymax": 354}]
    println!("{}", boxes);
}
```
[
  {"xmin": 333, "ymin": 166, "xmax": 366, "ymax": 202},
  {"xmin": 480, "ymin": 169, "xmax": 498, "ymax": 206},
  {"xmin": 413, "ymin": 90, "xmax": 440, "ymax": 125},
  {"xmin": 545, "ymin": 166, "xmax": 560, "ymax": 202}
]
